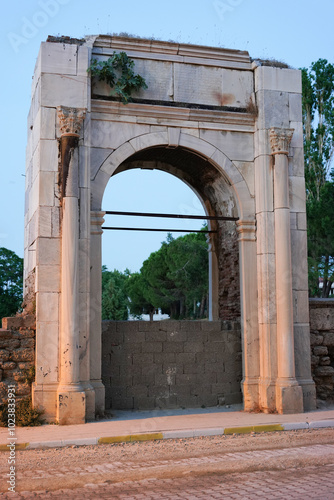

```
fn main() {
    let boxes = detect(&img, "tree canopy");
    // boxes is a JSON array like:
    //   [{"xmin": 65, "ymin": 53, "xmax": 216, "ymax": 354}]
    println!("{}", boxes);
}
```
[
  {"xmin": 301, "ymin": 59, "xmax": 334, "ymax": 296},
  {"xmin": 0, "ymin": 247, "xmax": 23, "ymax": 318}
]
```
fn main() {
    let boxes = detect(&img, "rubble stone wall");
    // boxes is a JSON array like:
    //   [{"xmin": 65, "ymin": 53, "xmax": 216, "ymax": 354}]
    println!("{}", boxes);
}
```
[
  {"xmin": 102, "ymin": 320, "xmax": 242, "ymax": 411},
  {"xmin": 309, "ymin": 299, "xmax": 334, "ymax": 402},
  {"xmin": 0, "ymin": 316, "xmax": 36, "ymax": 404}
]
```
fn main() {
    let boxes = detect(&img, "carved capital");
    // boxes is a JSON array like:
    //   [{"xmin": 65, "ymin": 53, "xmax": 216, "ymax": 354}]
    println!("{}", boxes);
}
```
[
  {"xmin": 57, "ymin": 106, "xmax": 86, "ymax": 137},
  {"xmin": 269, "ymin": 128, "xmax": 294, "ymax": 155}
]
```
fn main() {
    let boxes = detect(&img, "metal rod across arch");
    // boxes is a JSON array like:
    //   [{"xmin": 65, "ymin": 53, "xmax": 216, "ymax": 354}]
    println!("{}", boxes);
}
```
[
  {"xmin": 104, "ymin": 210, "xmax": 239, "ymax": 221},
  {"xmin": 102, "ymin": 210, "xmax": 238, "ymax": 233}
]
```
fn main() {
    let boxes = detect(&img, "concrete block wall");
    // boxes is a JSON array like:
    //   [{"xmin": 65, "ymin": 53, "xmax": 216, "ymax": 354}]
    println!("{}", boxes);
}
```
[
  {"xmin": 309, "ymin": 299, "xmax": 334, "ymax": 402},
  {"xmin": 102, "ymin": 320, "xmax": 242, "ymax": 410}
]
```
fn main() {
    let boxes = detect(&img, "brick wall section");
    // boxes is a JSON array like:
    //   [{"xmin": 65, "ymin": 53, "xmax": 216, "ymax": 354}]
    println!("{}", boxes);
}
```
[
  {"xmin": 102, "ymin": 320, "xmax": 242, "ymax": 411},
  {"xmin": 309, "ymin": 299, "xmax": 334, "ymax": 402},
  {"xmin": 0, "ymin": 316, "xmax": 36, "ymax": 404}
]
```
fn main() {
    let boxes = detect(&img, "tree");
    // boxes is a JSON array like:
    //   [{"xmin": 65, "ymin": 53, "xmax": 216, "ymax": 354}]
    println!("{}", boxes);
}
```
[
  {"xmin": 101, "ymin": 266, "xmax": 129, "ymax": 320},
  {"xmin": 126, "ymin": 230, "xmax": 209, "ymax": 319},
  {"xmin": 0, "ymin": 247, "xmax": 23, "ymax": 318},
  {"xmin": 302, "ymin": 60, "xmax": 334, "ymax": 297}
]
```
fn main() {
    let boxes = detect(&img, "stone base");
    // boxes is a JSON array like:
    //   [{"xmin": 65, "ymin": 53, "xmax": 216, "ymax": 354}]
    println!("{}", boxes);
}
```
[
  {"xmin": 82, "ymin": 382, "xmax": 96, "ymax": 420},
  {"xmin": 57, "ymin": 387, "xmax": 86, "ymax": 425},
  {"xmin": 32, "ymin": 383, "xmax": 58, "ymax": 423},
  {"xmin": 276, "ymin": 380, "xmax": 304, "ymax": 414},
  {"xmin": 242, "ymin": 377, "xmax": 260, "ymax": 411},
  {"xmin": 259, "ymin": 379, "xmax": 277, "ymax": 412},
  {"xmin": 298, "ymin": 379, "xmax": 317, "ymax": 411},
  {"xmin": 91, "ymin": 379, "xmax": 105, "ymax": 416}
]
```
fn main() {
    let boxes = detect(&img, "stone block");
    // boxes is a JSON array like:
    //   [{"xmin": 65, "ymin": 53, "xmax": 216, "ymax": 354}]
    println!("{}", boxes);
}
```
[
  {"xmin": 123, "ymin": 330, "xmax": 145, "ymax": 343},
  {"xmin": 289, "ymin": 148, "xmax": 304, "ymax": 177},
  {"xmin": 133, "ymin": 396, "xmax": 155, "ymax": 410},
  {"xmin": 155, "ymin": 372, "xmax": 175, "ymax": 386},
  {"xmin": 111, "ymin": 397, "xmax": 134, "ymax": 410},
  {"xmin": 256, "ymin": 90, "xmax": 290, "ymax": 129},
  {"xmin": 320, "ymin": 357, "xmax": 331, "ymax": 366},
  {"xmin": 166, "ymin": 329, "xmax": 187, "ymax": 342},
  {"xmin": 36, "ymin": 265, "xmax": 60, "ymax": 293},
  {"xmin": 202, "ymin": 129, "xmax": 254, "ymax": 163},
  {"xmin": 36, "ymin": 237, "xmax": 61, "ymax": 266},
  {"xmin": 57, "ymin": 390, "xmax": 86, "ymax": 425},
  {"xmin": 256, "ymin": 211, "xmax": 275, "ymax": 255},
  {"xmin": 310, "ymin": 333, "xmax": 324, "ymax": 346},
  {"xmin": 183, "ymin": 363, "xmax": 205, "ymax": 375},
  {"xmin": 254, "ymin": 155, "xmax": 274, "ymax": 213},
  {"xmin": 289, "ymin": 177, "xmax": 306, "ymax": 212},
  {"xmin": 183, "ymin": 341, "xmax": 204, "ymax": 353},
  {"xmin": 39, "ymin": 139, "xmax": 58, "ymax": 173},
  {"xmin": 324, "ymin": 333, "xmax": 334, "ymax": 347},
  {"xmin": 255, "ymin": 66, "xmax": 302, "ymax": 94},
  {"xmin": 143, "ymin": 342, "xmax": 163, "ymax": 353},
  {"xmin": 313, "ymin": 346, "xmax": 328, "ymax": 357},
  {"xmin": 41, "ymin": 73, "xmax": 88, "ymax": 109},
  {"xmin": 155, "ymin": 395, "xmax": 177, "ymax": 408},
  {"xmin": 132, "ymin": 353, "xmax": 154, "ymax": 365},
  {"xmin": 163, "ymin": 342, "xmax": 184, "ymax": 353},
  {"xmin": 297, "ymin": 212, "xmax": 307, "ymax": 231},
  {"xmin": 10, "ymin": 348, "xmax": 34, "ymax": 363},
  {"xmin": 290, "ymin": 121, "xmax": 303, "ymax": 149},
  {"xmin": 36, "ymin": 292, "xmax": 59, "ymax": 323},
  {"xmin": 40, "ymin": 42, "xmax": 78, "ymax": 75},
  {"xmin": 91, "ymin": 120, "xmax": 150, "ymax": 150},
  {"xmin": 145, "ymin": 329, "xmax": 167, "ymax": 342},
  {"xmin": 289, "ymin": 93, "xmax": 302, "ymax": 122},
  {"xmin": 315, "ymin": 366, "xmax": 334, "ymax": 377},
  {"xmin": 176, "ymin": 395, "xmax": 199, "ymax": 407},
  {"xmin": 198, "ymin": 393, "xmax": 218, "ymax": 408},
  {"xmin": 154, "ymin": 352, "xmax": 175, "ymax": 364},
  {"xmin": 127, "ymin": 384, "xmax": 149, "ymax": 398}
]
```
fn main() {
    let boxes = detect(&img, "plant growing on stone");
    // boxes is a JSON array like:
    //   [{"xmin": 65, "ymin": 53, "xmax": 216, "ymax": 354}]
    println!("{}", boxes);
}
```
[{"xmin": 88, "ymin": 51, "xmax": 148, "ymax": 104}]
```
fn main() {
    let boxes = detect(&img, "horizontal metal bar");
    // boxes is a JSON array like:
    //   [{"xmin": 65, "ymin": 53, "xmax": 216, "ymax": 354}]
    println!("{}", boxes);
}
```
[
  {"xmin": 102, "ymin": 227, "xmax": 218, "ymax": 233},
  {"xmin": 104, "ymin": 210, "xmax": 238, "ymax": 221}
]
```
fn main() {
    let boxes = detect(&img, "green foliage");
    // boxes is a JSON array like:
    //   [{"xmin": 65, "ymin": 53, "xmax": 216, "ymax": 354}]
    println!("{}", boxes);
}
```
[
  {"xmin": 0, "ymin": 247, "xmax": 23, "ymax": 318},
  {"xmin": 302, "ymin": 59, "xmax": 334, "ymax": 296},
  {"xmin": 127, "ymin": 229, "xmax": 209, "ymax": 319},
  {"xmin": 0, "ymin": 397, "xmax": 45, "ymax": 427},
  {"xmin": 102, "ymin": 267, "xmax": 129, "ymax": 320},
  {"xmin": 88, "ymin": 51, "xmax": 148, "ymax": 104}
]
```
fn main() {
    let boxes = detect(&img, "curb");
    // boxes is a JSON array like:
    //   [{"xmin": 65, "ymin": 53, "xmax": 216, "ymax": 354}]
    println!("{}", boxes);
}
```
[{"xmin": 1, "ymin": 420, "xmax": 334, "ymax": 450}]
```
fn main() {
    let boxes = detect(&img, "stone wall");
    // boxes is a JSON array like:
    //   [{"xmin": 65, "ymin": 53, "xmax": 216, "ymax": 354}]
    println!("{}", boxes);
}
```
[
  {"xmin": 309, "ymin": 299, "xmax": 334, "ymax": 402},
  {"xmin": 0, "ymin": 316, "xmax": 36, "ymax": 404},
  {"xmin": 102, "ymin": 320, "xmax": 242, "ymax": 411}
]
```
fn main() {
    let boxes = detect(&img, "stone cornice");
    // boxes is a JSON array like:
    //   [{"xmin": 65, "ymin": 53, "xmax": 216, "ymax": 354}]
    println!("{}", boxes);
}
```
[
  {"xmin": 92, "ymin": 36, "xmax": 252, "ymax": 70},
  {"xmin": 269, "ymin": 128, "xmax": 294, "ymax": 156},
  {"xmin": 57, "ymin": 106, "xmax": 86, "ymax": 137},
  {"xmin": 91, "ymin": 100, "xmax": 255, "ymax": 132}
]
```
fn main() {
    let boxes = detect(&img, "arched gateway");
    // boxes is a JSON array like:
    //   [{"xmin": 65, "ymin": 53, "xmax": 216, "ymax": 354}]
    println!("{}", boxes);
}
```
[{"xmin": 25, "ymin": 35, "xmax": 316, "ymax": 424}]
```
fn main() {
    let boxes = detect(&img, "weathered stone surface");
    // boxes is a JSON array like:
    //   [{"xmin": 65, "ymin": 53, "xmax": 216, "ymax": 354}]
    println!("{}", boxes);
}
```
[
  {"xmin": 313, "ymin": 346, "xmax": 328, "ymax": 356},
  {"xmin": 324, "ymin": 333, "xmax": 334, "ymax": 347}
]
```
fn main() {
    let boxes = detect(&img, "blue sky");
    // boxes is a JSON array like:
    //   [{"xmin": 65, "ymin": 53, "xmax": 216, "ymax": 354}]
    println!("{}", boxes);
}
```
[{"xmin": 1, "ymin": 0, "xmax": 333, "ymax": 272}]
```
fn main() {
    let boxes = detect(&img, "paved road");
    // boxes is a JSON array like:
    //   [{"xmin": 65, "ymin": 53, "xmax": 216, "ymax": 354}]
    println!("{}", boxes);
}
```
[{"xmin": 2, "ymin": 431, "xmax": 334, "ymax": 498}]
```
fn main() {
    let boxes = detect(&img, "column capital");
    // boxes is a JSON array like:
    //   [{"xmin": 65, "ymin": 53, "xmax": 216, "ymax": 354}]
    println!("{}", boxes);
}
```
[
  {"xmin": 269, "ymin": 128, "xmax": 294, "ymax": 156},
  {"xmin": 57, "ymin": 106, "xmax": 86, "ymax": 137}
]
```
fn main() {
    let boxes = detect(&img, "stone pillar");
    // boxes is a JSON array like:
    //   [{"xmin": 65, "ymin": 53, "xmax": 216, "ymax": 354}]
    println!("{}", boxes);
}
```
[
  {"xmin": 237, "ymin": 219, "xmax": 260, "ymax": 410},
  {"xmin": 90, "ymin": 211, "xmax": 106, "ymax": 415},
  {"xmin": 57, "ymin": 106, "xmax": 87, "ymax": 424},
  {"xmin": 270, "ymin": 127, "xmax": 303, "ymax": 414}
]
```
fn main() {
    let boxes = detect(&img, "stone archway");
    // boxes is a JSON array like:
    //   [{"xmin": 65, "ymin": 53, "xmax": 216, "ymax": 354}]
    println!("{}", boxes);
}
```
[{"xmin": 24, "ymin": 35, "xmax": 316, "ymax": 424}]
